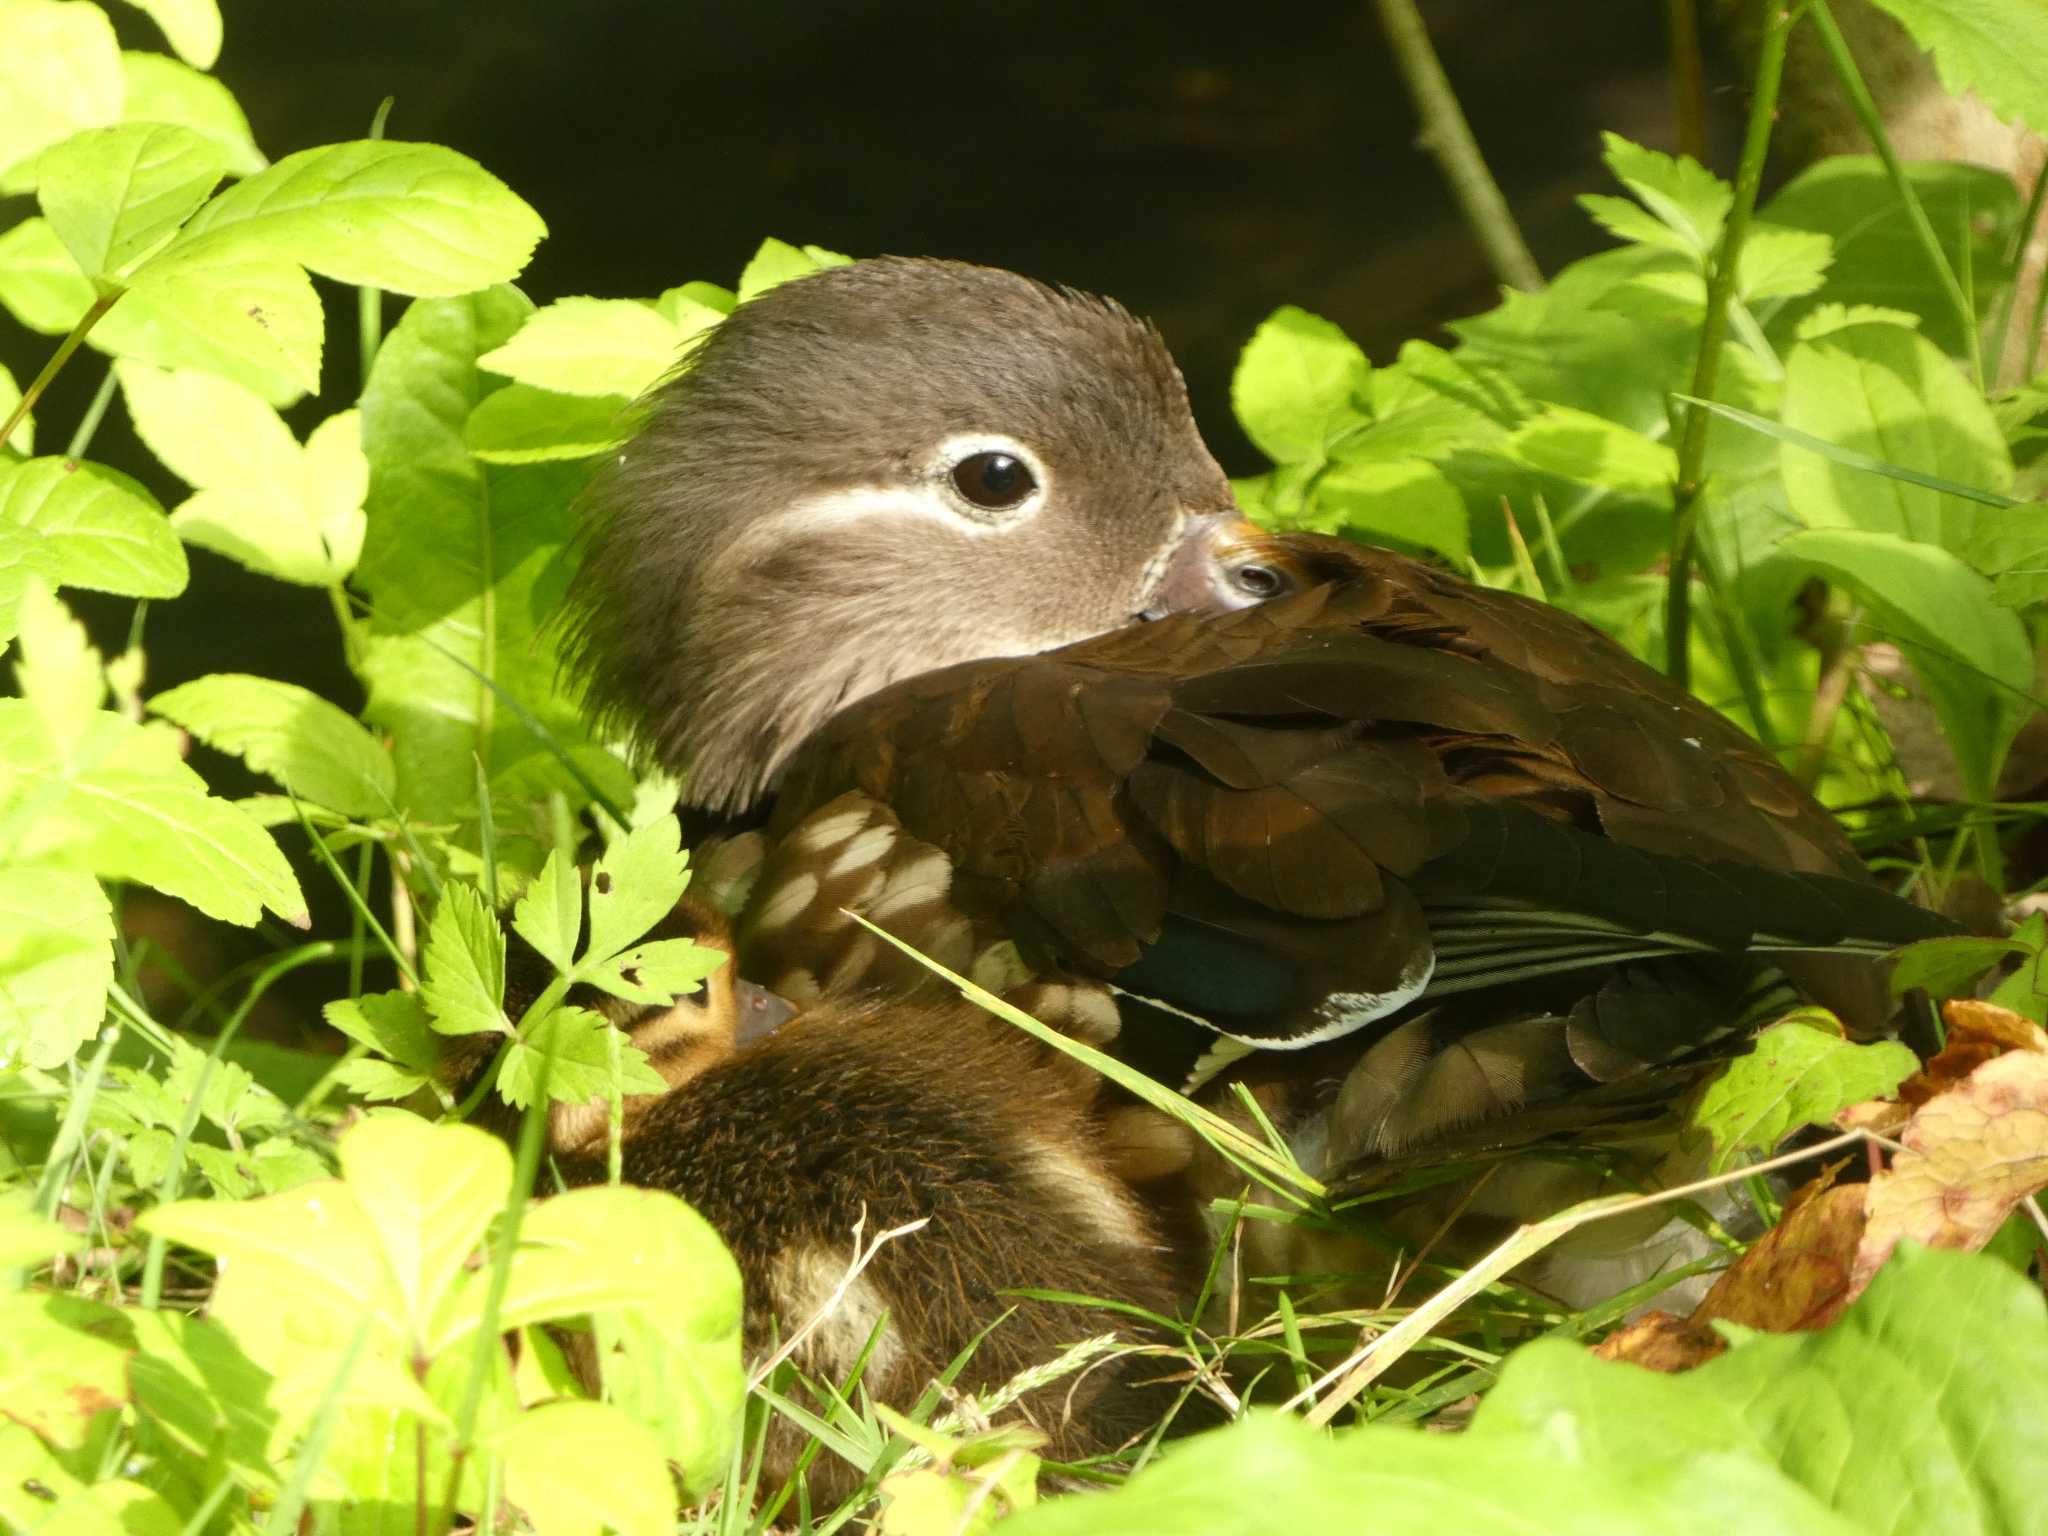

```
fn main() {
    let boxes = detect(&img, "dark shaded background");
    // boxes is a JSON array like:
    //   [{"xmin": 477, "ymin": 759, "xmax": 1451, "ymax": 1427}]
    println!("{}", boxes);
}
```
[{"xmin": 6, "ymin": 1, "xmax": 1745, "ymax": 1009}]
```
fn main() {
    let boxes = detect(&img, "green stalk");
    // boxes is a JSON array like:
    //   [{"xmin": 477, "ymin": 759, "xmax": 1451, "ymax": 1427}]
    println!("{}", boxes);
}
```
[
  {"xmin": 1807, "ymin": 0, "xmax": 1982, "ymax": 388},
  {"xmin": 0, "ymin": 292, "xmax": 120, "ymax": 453},
  {"xmin": 1370, "ymin": 0, "xmax": 1544, "ymax": 293},
  {"xmin": 64, "ymin": 367, "xmax": 119, "ymax": 460},
  {"xmin": 1664, "ymin": 4, "xmax": 1793, "ymax": 688}
]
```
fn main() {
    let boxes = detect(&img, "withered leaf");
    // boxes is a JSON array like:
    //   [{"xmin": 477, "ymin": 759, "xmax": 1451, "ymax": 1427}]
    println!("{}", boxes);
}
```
[
  {"xmin": 1694, "ymin": 1179, "xmax": 1867, "ymax": 1334},
  {"xmin": 1592, "ymin": 1310, "xmax": 1726, "ymax": 1372}
]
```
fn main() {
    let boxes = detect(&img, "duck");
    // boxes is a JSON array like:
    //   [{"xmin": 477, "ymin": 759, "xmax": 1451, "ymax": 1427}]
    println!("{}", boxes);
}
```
[
  {"xmin": 553, "ymin": 256, "xmax": 1948, "ymax": 1210},
  {"xmin": 444, "ymin": 896, "xmax": 1203, "ymax": 1507}
]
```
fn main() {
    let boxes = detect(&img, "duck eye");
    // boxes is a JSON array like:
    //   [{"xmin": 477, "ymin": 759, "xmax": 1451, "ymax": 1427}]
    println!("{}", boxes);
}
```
[
  {"xmin": 1230, "ymin": 563, "xmax": 1289, "ymax": 601},
  {"xmin": 950, "ymin": 450, "xmax": 1036, "ymax": 510}
]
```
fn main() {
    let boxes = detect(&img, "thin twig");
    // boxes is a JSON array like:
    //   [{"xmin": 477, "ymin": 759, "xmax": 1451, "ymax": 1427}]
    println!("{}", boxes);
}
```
[
  {"xmin": 0, "ymin": 292, "xmax": 120, "ymax": 452},
  {"xmin": 748, "ymin": 1209, "xmax": 931, "ymax": 1391},
  {"xmin": 1664, "ymin": 3, "xmax": 1793, "ymax": 688},
  {"xmin": 1369, "ymin": 0, "xmax": 1544, "ymax": 293}
]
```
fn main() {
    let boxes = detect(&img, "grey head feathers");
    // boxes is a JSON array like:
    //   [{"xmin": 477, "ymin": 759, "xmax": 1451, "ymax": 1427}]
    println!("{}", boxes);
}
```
[{"xmin": 560, "ymin": 257, "xmax": 1239, "ymax": 814}]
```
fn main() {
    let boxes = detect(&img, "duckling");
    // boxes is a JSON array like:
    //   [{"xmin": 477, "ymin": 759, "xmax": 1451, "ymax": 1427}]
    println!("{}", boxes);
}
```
[{"xmin": 445, "ymin": 897, "xmax": 1202, "ymax": 1506}]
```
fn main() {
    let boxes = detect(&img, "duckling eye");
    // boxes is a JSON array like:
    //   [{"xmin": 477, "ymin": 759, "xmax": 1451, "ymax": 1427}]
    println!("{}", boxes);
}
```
[
  {"xmin": 950, "ymin": 451, "xmax": 1035, "ymax": 510},
  {"xmin": 1230, "ymin": 563, "xmax": 1290, "ymax": 601}
]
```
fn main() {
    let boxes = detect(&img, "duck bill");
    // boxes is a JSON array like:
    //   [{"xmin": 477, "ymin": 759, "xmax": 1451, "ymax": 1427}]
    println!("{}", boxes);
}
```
[{"xmin": 1140, "ymin": 512, "xmax": 1286, "ymax": 620}]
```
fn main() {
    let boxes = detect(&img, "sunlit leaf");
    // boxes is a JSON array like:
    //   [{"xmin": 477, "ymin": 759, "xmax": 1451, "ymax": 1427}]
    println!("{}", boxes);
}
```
[
  {"xmin": 114, "ymin": 0, "xmax": 220, "ymax": 68},
  {"xmin": 149, "ymin": 672, "xmax": 395, "ymax": 817},
  {"xmin": 118, "ymin": 51, "xmax": 265, "ymax": 176},
  {"xmin": 1691, "ymin": 1011, "xmax": 1917, "ymax": 1172},
  {"xmin": 1232, "ymin": 304, "xmax": 1372, "ymax": 465},
  {"xmin": 478, "ymin": 296, "xmax": 685, "ymax": 399},
  {"xmin": 36, "ymin": 122, "xmax": 224, "ymax": 280},
  {"xmin": 0, "ymin": 0, "xmax": 123, "ymax": 186},
  {"xmin": 0, "ymin": 456, "xmax": 187, "ymax": 599}
]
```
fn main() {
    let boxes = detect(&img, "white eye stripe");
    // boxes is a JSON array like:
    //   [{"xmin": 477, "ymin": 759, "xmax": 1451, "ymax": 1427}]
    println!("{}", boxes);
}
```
[{"xmin": 745, "ymin": 484, "xmax": 1032, "ymax": 543}]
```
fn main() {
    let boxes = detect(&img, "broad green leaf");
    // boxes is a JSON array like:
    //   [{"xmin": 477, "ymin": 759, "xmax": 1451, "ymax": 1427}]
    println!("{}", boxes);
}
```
[
  {"xmin": 1889, "ymin": 934, "xmax": 2032, "ymax": 999},
  {"xmin": 115, "ymin": 0, "xmax": 220, "ymax": 68},
  {"xmin": 495, "ymin": 1185, "xmax": 743, "ymax": 1492},
  {"xmin": 36, "ymin": 122, "xmax": 225, "ymax": 280},
  {"xmin": 0, "ymin": 865, "xmax": 112, "ymax": 1070},
  {"xmin": 341, "ymin": 1115, "xmax": 509, "ymax": 1348},
  {"xmin": 0, "ymin": 1194, "xmax": 82, "ymax": 1272},
  {"xmin": 1690, "ymin": 1011, "xmax": 1917, "ymax": 1172},
  {"xmin": 1763, "ymin": 159, "xmax": 2018, "ymax": 358},
  {"xmin": 0, "ymin": 215, "xmax": 97, "ymax": 332},
  {"xmin": 1504, "ymin": 404, "xmax": 1678, "ymax": 495},
  {"xmin": 0, "ymin": 0, "xmax": 123, "ymax": 185},
  {"xmin": 0, "ymin": 1291, "xmax": 133, "ymax": 1449},
  {"xmin": 101, "ymin": 247, "xmax": 322, "ymax": 403},
  {"xmin": 153, "ymin": 139, "xmax": 545, "ymax": 298},
  {"xmin": 118, "ymin": 51, "xmax": 265, "ymax": 176},
  {"xmin": 12, "ymin": 578, "xmax": 104, "ymax": 749},
  {"xmin": 117, "ymin": 357, "xmax": 297, "ymax": 485},
  {"xmin": 579, "ymin": 937, "xmax": 726, "ymax": 1008},
  {"xmin": 0, "ymin": 704, "xmax": 307, "ymax": 926},
  {"xmin": 1962, "ymin": 505, "xmax": 2048, "ymax": 610},
  {"xmin": 497, "ymin": 1401, "xmax": 676, "ymax": 1536},
  {"xmin": 127, "ymin": 1311, "xmax": 276, "ymax": 1490},
  {"xmin": 1756, "ymin": 527, "xmax": 2033, "ymax": 801},
  {"xmin": 1989, "ymin": 915, "xmax": 2048, "ymax": 1023},
  {"xmin": 149, "ymin": 672, "xmax": 395, "ymax": 817},
  {"xmin": 1703, "ymin": 1246, "xmax": 2048, "ymax": 1536},
  {"xmin": 356, "ymin": 288, "xmax": 594, "ymax": 823},
  {"xmin": 1232, "ymin": 305, "xmax": 1371, "ymax": 465},
  {"xmin": 1600, "ymin": 132, "xmax": 1729, "ymax": 255},
  {"xmin": 0, "ymin": 1424, "xmax": 181, "ymax": 1536},
  {"xmin": 1779, "ymin": 322, "xmax": 2013, "ymax": 546},
  {"xmin": 324, "ymin": 990, "xmax": 437, "ymax": 1070},
  {"xmin": 0, "ymin": 363, "xmax": 30, "ymax": 457},
  {"xmin": 512, "ymin": 846, "xmax": 582, "ymax": 975},
  {"xmin": 466, "ymin": 384, "xmax": 628, "ymax": 463},
  {"xmin": 1580, "ymin": 191, "xmax": 1695, "ymax": 257},
  {"xmin": 0, "ymin": 526, "xmax": 62, "ymax": 645},
  {"xmin": 1736, "ymin": 224, "xmax": 1832, "ymax": 302},
  {"xmin": 478, "ymin": 297, "xmax": 685, "ymax": 398},
  {"xmin": 336, "ymin": 1057, "xmax": 433, "ymax": 1102},
  {"xmin": 735, "ymin": 237, "xmax": 850, "ymax": 302},
  {"xmin": 496, "ymin": 1005, "xmax": 664, "ymax": 1110},
  {"xmin": 1864, "ymin": 0, "xmax": 2048, "ymax": 137},
  {"xmin": 655, "ymin": 279, "xmax": 735, "ymax": 325},
  {"xmin": 422, "ymin": 882, "xmax": 508, "ymax": 1037},
  {"xmin": 0, "ymin": 457, "xmax": 187, "ymax": 599},
  {"xmin": 583, "ymin": 817, "xmax": 689, "ymax": 966},
  {"xmin": 1304, "ymin": 457, "xmax": 1469, "ymax": 563}
]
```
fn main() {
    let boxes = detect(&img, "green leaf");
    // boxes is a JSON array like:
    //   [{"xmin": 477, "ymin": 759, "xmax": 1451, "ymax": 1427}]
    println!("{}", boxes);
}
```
[
  {"xmin": 0, "ymin": 526, "xmax": 63, "ymax": 648},
  {"xmin": 422, "ymin": 882, "xmax": 507, "ymax": 1037},
  {"xmin": 478, "ymin": 296, "xmax": 685, "ymax": 398},
  {"xmin": 1690, "ymin": 1011, "xmax": 1917, "ymax": 1172},
  {"xmin": 356, "ymin": 288, "xmax": 594, "ymax": 824},
  {"xmin": 465, "ymin": 384, "xmax": 628, "ymax": 464},
  {"xmin": 323, "ymin": 990, "xmax": 438, "ymax": 1073},
  {"xmin": 36, "ymin": 122, "xmax": 225, "ymax": 280},
  {"xmin": 0, "ymin": 865, "xmax": 112, "ymax": 1070},
  {"xmin": 1755, "ymin": 527, "xmax": 2034, "ymax": 801},
  {"xmin": 1779, "ymin": 322, "xmax": 2014, "ymax": 546},
  {"xmin": 494, "ymin": 1185, "xmax": 743, "ymax": 1492},
  {"xmin": 0, "ymin": 704, "xmax": 307, "ymax": 926},
  {"xmin": 152, "ymin": 139, "xmax": 545, "ymax": 298},
  {"xmin": 151, "ymin": 673, "xmax": 393, "ymax": 816},
  {"xmin": 1503, "ymin": 404, "xmax": 1678, "ymax": 495},
  {"xmin": 1863, "ymin": 0, "xmax": 2048, "ymax": 137},
  {"xmin": 582, "ymin": 818, "xmax": 689, "ymax": 967},
  {"xmin": 118, "ymin": 51, "xmax": 265, "ymax": 176},
  {"xmin": 513, "ymin": 846, "xmax": 582, "ymax": 976},
  {"xmin": 0, "ymin": 363, "xmax": 30, "ymax": 458},
  {"xmin": 1763, "ymin": 159, "xmax": 2019, "ymax": 359},
  {"xmin": 578, "ymin": 937, "xmax": 726, "ymax": 1007},
  {"xmin": 100, "ymin": 247, "xmax": 323, "ymax": 403},
  {"xmin": 1888, "ymin": 935, "xmax": 2032, "ymax": 999},
  {"xmin": 0, "ymin": 1291, "xmax": 132, "ymax": 1449},
  {"xmin": 114, "ymin": 0, "xmax": 220, "ymax": 68},
  {"xmin": 1231, "ymin": 305, "xmax": 1371, "ymax": 465},
  {"xmin": 1580, "ymin": 191, "xmax": 1695, "ymax": 257},
  {"xmin": 1600, "ymin": 132, "xmax": 1729, "ymax": 256},
  {"xmin": 0, "ymin": 0, "xmax": 123, "ymax": 185},
  {"xmin": 735, "ymin": 236, "xmax": 849, "ymax": 301},
  {"xmin": 1989, "ymin": 915, "xmax": 2048, "ymax": 1023},
  {"xmin": 0, "ymin": 457, "xmax": 187, "ymax": 599},
  {"xmin": 11, "ymin": 578, "xmax": 103, "ymax": 748},
  {"xmin": 497, "ymin": 1401, "xmax": 677, "ymax": 1536},
  {"xmin": 127, "ymin": 1311, "xmax": 276, "ymax": 1491},
  {"xmin": 497, "ymin": 1005, "xmax": 663, "ymax": 1110},
  {"xmin": 1304, "ymin": 457, "xmax": 1470, "ymax": 563},
  {"xmin": 1736, "ymin": 224, "xmax": 1832, "ymax": 302},
  {"xmin": 117, "ymin": 355, "xmax": 296, "ymax": 485},
  {"xmin": 0, "ymin": 214, "xmax": 99, "ymax": 332}
]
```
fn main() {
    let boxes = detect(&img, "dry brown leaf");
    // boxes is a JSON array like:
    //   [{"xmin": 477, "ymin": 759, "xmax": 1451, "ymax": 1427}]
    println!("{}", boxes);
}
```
[
  {"xmin": 1834, "ymin": 1098, "xmax": 1910, "ymax": 1135},
  {"xmin": 1900, "ymin": 999, "xmax": 2048, "ymax": 1106},
  {"xmin": 1855, "ymin": 1046, "xmax": 2048, "ymax": 1285},
  {"xmin": 1693, "ymin": 1177, "xmax": 1867, "ymax": 1334},
  {"xmin": 1592, "ymin": 1310, "xmax": 1726, "ymax": 1372}
]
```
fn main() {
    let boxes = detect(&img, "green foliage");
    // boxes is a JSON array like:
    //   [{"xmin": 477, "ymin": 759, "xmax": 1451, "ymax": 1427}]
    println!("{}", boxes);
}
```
[{"xmin": 2, "ymin": 0, "xmax": 2045, "ymax": 1529}]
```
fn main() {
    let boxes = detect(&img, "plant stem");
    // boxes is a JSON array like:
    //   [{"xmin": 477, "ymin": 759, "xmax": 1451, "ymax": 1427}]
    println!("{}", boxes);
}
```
[
  {"xmin": 1369, "ymin": 0, "xmax": 1544, "ymax": 293},
  {"xmin": 1664, "ymin": 3, "xmax": 1792, "ymax": 688},
  {"xmin": 0, "ymin": 291, "xmax": 120, "ymax": 453},
  {"xmin": 1806, "ymin": 0, "xmax": 1983, "ymax": 388},
  {"xmin": 64, "ymin": 366, "xmax": 119, "ymax": 460},
  {"xmin": 357, "ymin": 96, "xmax": 395, "ymax": 388},
  {"xmin": 1665, "ymin": 0, "xmax": 1709, "ymax": 162}
]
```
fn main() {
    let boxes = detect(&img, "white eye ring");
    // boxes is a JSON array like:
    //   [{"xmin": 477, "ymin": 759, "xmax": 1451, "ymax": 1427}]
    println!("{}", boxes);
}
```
[{"xmin": 930, "ymin": 434, "xmax": 1048, "ymax": 524}]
